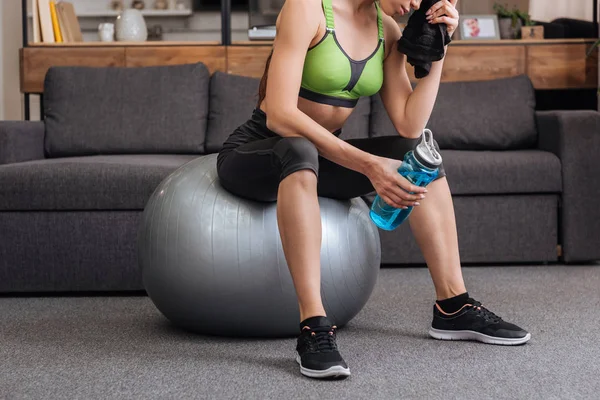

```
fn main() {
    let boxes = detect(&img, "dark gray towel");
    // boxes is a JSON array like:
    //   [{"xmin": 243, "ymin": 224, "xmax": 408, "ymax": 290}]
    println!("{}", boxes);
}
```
[{"xmin": 397, "ymin": 0, "xmax": 452, "ymax": 78}]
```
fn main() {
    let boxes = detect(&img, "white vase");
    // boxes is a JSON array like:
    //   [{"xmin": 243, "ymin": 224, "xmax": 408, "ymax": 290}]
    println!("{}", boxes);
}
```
[{"xmin": 115, "ymin": 9, "xmax": 148, "ymax": 42}]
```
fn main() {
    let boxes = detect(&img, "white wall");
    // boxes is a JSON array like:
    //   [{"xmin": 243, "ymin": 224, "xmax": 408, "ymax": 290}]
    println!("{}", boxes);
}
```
[
  {"xmin": 1, "ymin": 0, "xmax": 23, "ymax": 121},
  {"xmin": 460, "ymin": 0, "xmax": 529, "ymax": 15},
  {"xmin": 529, "ymin": 0, "xmax": 595, "ymax": 22}
]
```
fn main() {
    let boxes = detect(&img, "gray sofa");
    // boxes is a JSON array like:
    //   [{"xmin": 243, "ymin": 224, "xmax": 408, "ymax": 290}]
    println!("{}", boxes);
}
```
[{"xmin": 1, "ymin": 63, "xmax": 599, "ymax": 293}]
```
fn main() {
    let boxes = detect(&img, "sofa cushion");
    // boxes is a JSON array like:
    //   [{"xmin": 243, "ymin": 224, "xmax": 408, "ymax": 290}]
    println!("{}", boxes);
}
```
[
  {"xmin": 0, "ymin": 155, "xmax": 197, "ymax": 210},
  {"xmin": 370, "ymin": 75, "xmax": 538, "ymax": 150},
  {"xmin": 339, "ymin": 97, "xmax": 371, "ymax": 140},
  {"xmin": 205, "ymin": 72, "xmax": 371, "ymax": 153},
  {"xmin": 205, "ymin": 72, "xmax": 260, "ymax": 153},
  {"xmin": 0, "ymin": 149, "xmax": 561, "ymax": 211},
  {"xmin": 441, "ymin": 150, "xmax": 561, "ymax": 195},
  {"xmin": 44, "ymin": 64, "xmax": 210, "ymax": 157}
]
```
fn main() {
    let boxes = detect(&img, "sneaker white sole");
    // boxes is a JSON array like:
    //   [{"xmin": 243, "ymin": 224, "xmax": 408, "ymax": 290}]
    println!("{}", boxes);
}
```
[
  {"xmin": 295, "ymin": 355, "xmax": 351, "ymax": 379},
  {"xmin": 429, "ymin": 328, "xmax": 531, "ymax": 345}
]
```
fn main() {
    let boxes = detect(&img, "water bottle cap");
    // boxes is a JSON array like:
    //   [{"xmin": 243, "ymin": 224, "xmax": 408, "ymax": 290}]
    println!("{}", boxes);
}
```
[{"xmin": 415, "ymin": 129, "xmax": 442, "ymax": 169}]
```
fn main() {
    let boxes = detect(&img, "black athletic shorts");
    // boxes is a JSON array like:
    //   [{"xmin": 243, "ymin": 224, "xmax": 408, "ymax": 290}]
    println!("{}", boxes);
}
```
[{"xmin": 216, "ymin": 108, "xmax": 446, "ymax": 202}]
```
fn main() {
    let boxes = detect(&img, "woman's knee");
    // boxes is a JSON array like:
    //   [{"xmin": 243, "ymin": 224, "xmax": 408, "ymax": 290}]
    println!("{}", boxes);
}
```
[
  {"xmin": 273, "ymin": 137, "xmax": 319, "ymax": 181},
  {"xmin": 281, "ymin": 169, "xmax": 318, "ymax": 194}
]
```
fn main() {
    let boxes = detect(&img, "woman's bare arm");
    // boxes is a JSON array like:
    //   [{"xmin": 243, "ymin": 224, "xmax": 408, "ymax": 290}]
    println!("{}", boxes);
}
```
[
  {"xmin": 379, "ymin": 1, "xmax": 459, "ymax": 139},
  {"xmin": 378, "ymin": 16, "xmax": 445, "ymax": 139},
  {"xmin": 263, "ymin": 0, "xmax": 377, "ymax": 175}
]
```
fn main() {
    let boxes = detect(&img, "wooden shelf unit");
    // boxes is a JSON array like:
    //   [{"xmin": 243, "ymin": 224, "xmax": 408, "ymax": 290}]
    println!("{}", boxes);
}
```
[
  {"xmin": 20, "ymin": 39, "xmax": 598, "ymax": 94},
  {"xmin": 26, "ymin": 38, "xmax": 597, "ymax": 46}
]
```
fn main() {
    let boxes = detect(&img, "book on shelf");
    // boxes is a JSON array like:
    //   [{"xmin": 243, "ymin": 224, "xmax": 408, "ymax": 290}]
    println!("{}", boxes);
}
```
[
  {"xmin": 56, "ymin": 2, "xmax": 83, "ymax": 42},
  {"xmin": 31, "ymin": 0, "xmax": 82, "ymax": 44},
  {"xmin": 56, "ymin": 2, "xmax": 71, "ymax": 42},
  {"xmin": 32, "ymin": 0, "xmax": 41, "ymax": 43},
  {"xmin": 49, "ymin": 1, "xmax": 63, "ymax": 43},
  {"xmin": 37, "ymin": 0, "xmax": 55, "ymax": 43}
]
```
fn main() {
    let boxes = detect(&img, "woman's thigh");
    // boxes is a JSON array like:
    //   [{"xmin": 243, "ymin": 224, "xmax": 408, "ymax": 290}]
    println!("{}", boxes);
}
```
[
  {"xmin": 217, "ymin": 137, "xmax": 283, "ymax": 202},
  {"xmin": 217, "ymin": 135, "xmax": 320, "ymax": 202},
  {"xmin": 317, "ymin": 135, "xmax": 446, "ymax": 199}
]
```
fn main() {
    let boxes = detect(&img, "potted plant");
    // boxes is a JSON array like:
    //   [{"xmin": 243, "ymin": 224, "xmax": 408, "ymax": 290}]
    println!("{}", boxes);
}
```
[
  {"xmin": 493, "ymin": 2, "xmax": 525, "ymax": 39},
  {"xmin": 519, "ymin": 11, "xmax": 544, "ymax": 39}
]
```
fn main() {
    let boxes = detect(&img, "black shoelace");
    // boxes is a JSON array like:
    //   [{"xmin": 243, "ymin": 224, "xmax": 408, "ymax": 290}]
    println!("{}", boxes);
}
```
[
  {"xmin": 303, "ymin": 326, "xmax": 338, "ymax": 353},
  {"xmin": 470, "ymin": 300, "xmax": 502, "ymax": 323}
]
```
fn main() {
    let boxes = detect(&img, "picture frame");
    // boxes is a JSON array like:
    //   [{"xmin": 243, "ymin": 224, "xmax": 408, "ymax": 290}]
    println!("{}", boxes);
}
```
[{"xmin": 459, "ymin": 14, "xmax": 501, "ymax": 40}]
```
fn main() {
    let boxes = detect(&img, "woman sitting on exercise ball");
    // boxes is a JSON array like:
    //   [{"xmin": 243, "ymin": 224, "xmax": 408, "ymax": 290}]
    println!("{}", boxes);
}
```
[{"xmin": 217, "ymin": 0, "xmax": 530, "ymax": 379}]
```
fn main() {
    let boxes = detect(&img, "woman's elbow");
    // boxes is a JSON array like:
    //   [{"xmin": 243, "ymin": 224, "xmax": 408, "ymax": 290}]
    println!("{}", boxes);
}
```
[
  {"xmin": 394, "ymin": 123, "xmax": 423, "ymax": 139},
  {"xmin": 388, "ymin": 110, "xmax": 423, "ymax": 139},
  {"xmin": 265, "ymin": 106, "xmax": 297, "ymax": 135}
]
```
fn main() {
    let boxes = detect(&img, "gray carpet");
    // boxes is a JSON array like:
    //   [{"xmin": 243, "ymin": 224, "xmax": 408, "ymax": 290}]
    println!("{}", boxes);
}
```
[{"xmin": 1, "ymin": 265, "xmax": 600, "ymax": 400}]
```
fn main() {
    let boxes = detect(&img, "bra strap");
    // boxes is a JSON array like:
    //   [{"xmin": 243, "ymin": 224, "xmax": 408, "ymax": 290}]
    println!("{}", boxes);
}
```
[
  {"xmin": 375, "ymin": 1, "xmax": 384, "ymax": 40},
  {"xmin": 322, "ymin": 0, "xmax": 335, "ymax": 30}
]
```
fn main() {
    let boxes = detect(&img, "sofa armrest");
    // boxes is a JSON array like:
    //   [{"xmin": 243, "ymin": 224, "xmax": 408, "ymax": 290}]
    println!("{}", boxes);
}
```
[
  {"xmin": 0, "ymin": 121, "xmax": 45, "ymax": 165},
  {"xmin": 536, "ymin": 110, "xmax": 600, "ymax": 262}
]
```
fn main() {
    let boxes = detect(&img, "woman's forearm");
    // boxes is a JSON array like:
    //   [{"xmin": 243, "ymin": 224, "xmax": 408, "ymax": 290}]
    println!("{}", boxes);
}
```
[{"xmin": 403, "ymin": 51, "xmax": 446, "ymax": 134}]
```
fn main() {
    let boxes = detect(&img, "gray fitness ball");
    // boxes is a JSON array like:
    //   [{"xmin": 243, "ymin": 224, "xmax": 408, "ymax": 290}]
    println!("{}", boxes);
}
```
[{"xmin": 138, "ymin": 154, "xmax": 381, "ymax": 337}]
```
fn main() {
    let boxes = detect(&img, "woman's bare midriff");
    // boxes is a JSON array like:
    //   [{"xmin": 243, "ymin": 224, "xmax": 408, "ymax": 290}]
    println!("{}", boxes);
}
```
[
  {"xmin": 297, "ymin": 97, "xmax": 355, "ymax": 133},
  {"xmin": 258, "ymin": 97, "xmax": 354, "ymax": 135}
]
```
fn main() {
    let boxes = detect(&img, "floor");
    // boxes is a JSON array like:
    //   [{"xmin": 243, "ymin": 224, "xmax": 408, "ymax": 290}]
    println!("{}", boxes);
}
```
[{"xmin": 1, "ymin": 265, "xmax": 599, "ymax": 400}]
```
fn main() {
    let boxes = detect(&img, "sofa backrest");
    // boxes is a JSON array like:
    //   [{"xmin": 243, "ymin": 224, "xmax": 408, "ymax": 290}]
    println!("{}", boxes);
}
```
[
  {"xmin": 205, "ymin": 72, "xmax": 259, "ymax": 153},
  {"xmin": 205, "ymin": 71, "xmax": 371, "ymax": 153},
  {"xmin": 370, "ymin": 75, "xmax": 538, "ymax": 150},
  {"xmin": 43, "ymin": 65, "xmax": 537, "ymax": 157},
  {"xmin": 43, "ymin": 63, "xmax": 210, "ymax": 157}
]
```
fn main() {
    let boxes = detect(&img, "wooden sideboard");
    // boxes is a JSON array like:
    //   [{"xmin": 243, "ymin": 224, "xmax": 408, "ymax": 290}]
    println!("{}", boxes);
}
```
[{"xmin": 20, "ymin": 39, "xmax": 598, "ymax": 94}]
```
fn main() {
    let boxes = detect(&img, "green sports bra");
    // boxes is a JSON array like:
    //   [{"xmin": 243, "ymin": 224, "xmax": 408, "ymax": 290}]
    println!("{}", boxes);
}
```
[{"xmin": 299, "ymin": 0, "xmax": 385, "ymax": 108}]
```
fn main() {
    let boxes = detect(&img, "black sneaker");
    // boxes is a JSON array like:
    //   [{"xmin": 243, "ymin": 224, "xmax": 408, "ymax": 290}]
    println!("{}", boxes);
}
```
[
  {"xmin": 295, "ymin": 316, "xmax": 350, "ymax": 379},
  {"xmin": 429, "ymin": 299, "xmax": 531, "ymax": 345}
]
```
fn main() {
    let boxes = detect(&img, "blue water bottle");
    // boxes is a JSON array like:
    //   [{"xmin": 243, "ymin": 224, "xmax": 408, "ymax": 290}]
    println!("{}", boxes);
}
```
[{"xmin": 369, "ymin": 129, "xmax": 442, "ymax": 231}]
